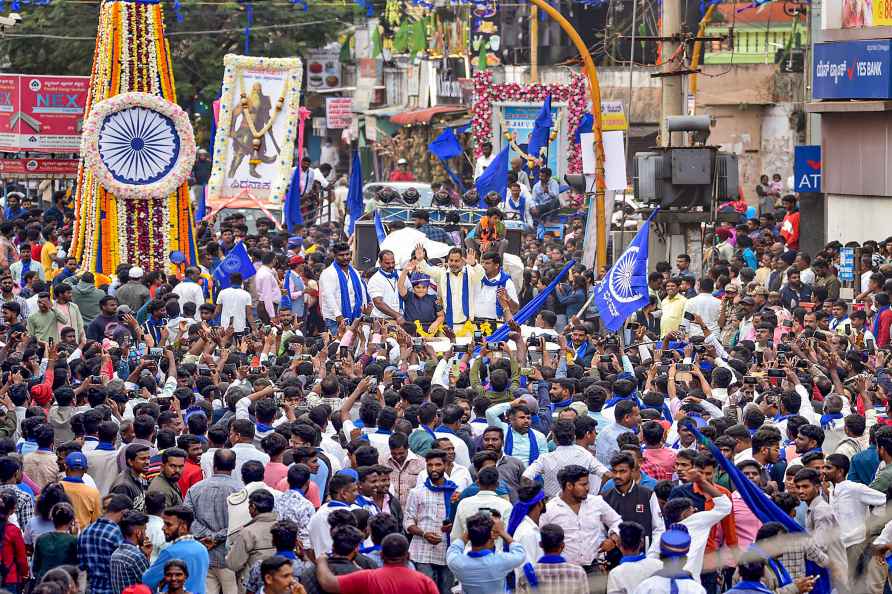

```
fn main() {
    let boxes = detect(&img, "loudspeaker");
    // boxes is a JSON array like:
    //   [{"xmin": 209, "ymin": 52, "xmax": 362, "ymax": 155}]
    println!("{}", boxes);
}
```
[{"xmin": 353, "ymin": 222, "xmax": 380, "ymax": 270}]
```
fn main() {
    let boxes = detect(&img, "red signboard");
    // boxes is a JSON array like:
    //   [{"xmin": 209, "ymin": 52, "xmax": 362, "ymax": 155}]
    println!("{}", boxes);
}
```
[
  {"xmin": 0, "ymin": 74, "xmax": 90, "ymax": 153},
  {"xmin": 0, "ymin": 158, "xmax": 80, "ymax": 176}
]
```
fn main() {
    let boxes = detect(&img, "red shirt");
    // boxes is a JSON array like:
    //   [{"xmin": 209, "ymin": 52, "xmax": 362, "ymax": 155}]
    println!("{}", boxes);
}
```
[
  {"xmin": 0, "ymin": 522, "xmax": 28, "ymax": 585},
  {"xmin": 640, "ymin": 447, "xmax": 677, "ymax": 481},
  {"xmin": 876, "ymin": 308, "xmax": 892, "ymax": 347},
  {"xmin": 179, "ymin": 459, "xmax": 204, "ymax": 494},
  {"xmin": 388, "ymin": 170, "xmax": 416, "ymax": 182},
  {"xmin": 780, "ymin": 211, "xmax": 800, "ymax": 250},
  {"xmin": 338, "ymin": 565, "xmax": 439, "ymax": 594}
]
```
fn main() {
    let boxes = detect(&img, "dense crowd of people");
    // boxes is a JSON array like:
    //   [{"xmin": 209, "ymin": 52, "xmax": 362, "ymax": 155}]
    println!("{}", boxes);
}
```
[{"xmin": 1, "ymin": 186, "xmax": 892, "ymax": 594}]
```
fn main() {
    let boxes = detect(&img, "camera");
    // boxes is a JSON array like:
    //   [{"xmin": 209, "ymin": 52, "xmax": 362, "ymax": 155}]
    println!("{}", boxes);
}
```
[
  {"xmin": 767, "ymin": 369, "xmax": 786, "ymax": 379},
  {"xmin": 453, "ymin": 344, "xmax": 469, "ymax": 354},
  {"xmin": 743, "ymin": 376, "xmax": 758, "ymax": 385},
  {"xmin": 782, "ymin": 320, "xmax": 794, "ymax": 328},
  {"xmin": 412, "ymin": 337, "xmax": 423, "ymax": 352},
  {"xmin": 684, "ymin": 311, "xmax": 695, "ymax": 321},
  {"xmin": 149, "ymin": 347, "xmax": 163, "ymax": 359},
  {"xmin": 599, "ymin": 355, "xmax": 612, "ymax": 363},
  {"xmin": 677, "ymin": 364, "xmax": 692, "ymax": 372}
]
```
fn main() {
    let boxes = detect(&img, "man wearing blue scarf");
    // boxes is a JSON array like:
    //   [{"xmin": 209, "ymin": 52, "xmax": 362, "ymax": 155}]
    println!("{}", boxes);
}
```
[
  {"xmin": 445, "ymin": 511, "xmax": 525, "ymax": 593},
  {"xmin": 725, "ymin": 556, "xmax": 780, "ymax": 594},
  {"xmin": 484, "ymin": 400, "xmax": 547, "ymax": 469},
  {"xmin": 477, "ymin": 251, "xmax": 518, "ymax": 322},
  {"xmin": 517, "ymin": 523, "xmax": 588, "ymax": 592},
  {"xmin": 634, "ymin": 525, "xmax": 705, "ymax": 594},
  {"xmin": 415, "ymin": 244, "xmax": 484, "ymax": 331},
  {"xmin": 568, "ymin": 326, "xmax": 595, "ymax": 368},
  {"xmin": 318, "ymin": 242, "xmax": 369, "ymax": 333},
  {"xmin": 367, "ymin": 250, "xmax": 404, "ymax": 325}
]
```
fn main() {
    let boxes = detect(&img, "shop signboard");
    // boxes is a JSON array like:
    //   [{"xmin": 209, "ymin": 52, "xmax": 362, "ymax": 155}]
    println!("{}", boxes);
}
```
[
  {"xmin": 0, "ymin": 74, "xmax": 89, "ymax": 152},
  {"xmin": 813, "ymin": 40, "xmax": 892, "ymax": 99}
]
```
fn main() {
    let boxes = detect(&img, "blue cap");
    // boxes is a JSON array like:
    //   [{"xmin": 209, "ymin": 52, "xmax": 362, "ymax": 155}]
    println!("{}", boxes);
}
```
[
  {"xmin": 169, "ymin": 251, "xmax": 186, "ymax": 264},
  {"xmin": 660, "ymin": 524, "xmax": 691, "ymax": 558},
  {"xmin": 410, "ymin": 272, "xmax": 431, "ymax": 286},
  {"xmin": 336, "ymin": 468, "xmax": 358, "ymax": 481},
  {"xmin": 288, "ymin": 236, "xmax": 303, "ymax": 248},
  {"xmin": 65, "ymin": 452, "xmax": 88, "ymax": 470}
]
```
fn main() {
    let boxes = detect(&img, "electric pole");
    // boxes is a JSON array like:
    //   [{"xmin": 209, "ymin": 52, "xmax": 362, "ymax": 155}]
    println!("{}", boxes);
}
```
[{"xmin": 660, "ymin": 0, "xmax": 683, "ymax": 145}]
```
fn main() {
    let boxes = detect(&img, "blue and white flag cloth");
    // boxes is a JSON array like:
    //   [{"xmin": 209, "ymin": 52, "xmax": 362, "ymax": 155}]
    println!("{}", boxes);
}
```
[
  {"xmin": 212, "ymin": 241, "xmax": 256, "ymax": 290},
  {"xmin": 593, "ymin": 209, "xmax": 658, "ymax": 331},
  {"xmin": 345, "ymin": 149, "xmax": 364, "ymax": 237},
  {"xmin": 374, "ymin": 211, "xmax": 387, "ymax": 243}
]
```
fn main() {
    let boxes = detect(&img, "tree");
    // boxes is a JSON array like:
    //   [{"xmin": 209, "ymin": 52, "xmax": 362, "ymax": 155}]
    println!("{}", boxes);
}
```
[{"xmin": 1, "ymin": 0, "xmax": 357, "ymax": 104}]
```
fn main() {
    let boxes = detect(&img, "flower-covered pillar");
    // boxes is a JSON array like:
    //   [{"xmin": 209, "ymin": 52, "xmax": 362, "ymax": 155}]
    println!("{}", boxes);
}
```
[{"xmin": 72, "ymin": 0, "xmax": 198, "ymax": 277}]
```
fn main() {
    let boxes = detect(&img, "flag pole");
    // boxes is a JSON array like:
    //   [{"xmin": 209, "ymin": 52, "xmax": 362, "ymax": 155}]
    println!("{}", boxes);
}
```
[{"xmin": 526, "ymin": 0, "xmax": 608, "ymax": 275}]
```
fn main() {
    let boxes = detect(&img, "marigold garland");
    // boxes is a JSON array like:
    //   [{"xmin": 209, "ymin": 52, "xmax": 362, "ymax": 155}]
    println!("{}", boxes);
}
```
[{"xmin": 72, "ymin": 0, "xmax": 197, "ymax": 276}]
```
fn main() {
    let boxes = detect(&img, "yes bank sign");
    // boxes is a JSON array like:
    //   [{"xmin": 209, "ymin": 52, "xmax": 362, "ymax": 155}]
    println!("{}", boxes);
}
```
[{"xmin": 814, "ymin": 40, "xmax": 892, "ymax": 99}]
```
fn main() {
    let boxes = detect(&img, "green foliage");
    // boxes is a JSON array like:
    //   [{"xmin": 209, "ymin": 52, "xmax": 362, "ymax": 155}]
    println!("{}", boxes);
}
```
[{"xmin": 1, "ymin": 0, "xmax": 356, "ymax": 106}]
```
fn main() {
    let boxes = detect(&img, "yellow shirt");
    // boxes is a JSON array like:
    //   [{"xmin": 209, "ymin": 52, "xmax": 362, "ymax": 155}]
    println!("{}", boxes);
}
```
[
  {"xmin": 41, "ymin": 241, "xmax": 57, "ymax": 280},
  {"xmin": 660, "ymin": 293, "xmax": 688, "ymax": 337},
  {"xmin": 61, "ymin": 479, "xmax": 102, "ymax": 529}
]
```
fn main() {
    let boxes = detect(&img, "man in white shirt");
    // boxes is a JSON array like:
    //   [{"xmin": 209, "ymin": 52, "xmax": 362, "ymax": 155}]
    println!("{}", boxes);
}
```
[
  {"xmin": 366, "ymin": 250, "xmax": 403, "ymax": 323},
  {"xmin": 477, "ymin": 251, "xmax": 518, "ymax": 321},
  {"xmin": 214, "ymin": 273, "xmax": 254, "ymax": 333},
  {"xmin": 450, "ymin": 466, "xmax": 513, "ymax": 543},
  {"xmin": 228, "ymin": 419, "xmax": 270, "ymax": 486},
  {"xmin": 633, "ymin": 527, "xmax": 706, "ymax": 594},
  {"xmin": 683, "ymin": 278, "xmax": 722, "ymax": 337},
  {"xmin": 171, "ymin": 267, "xmax": 205, "ymax": 319},
  {"xmin": 649, "ymin": 468, "xmax": 731, "ymax": 580},
  {"xmin": 522, "ymin": 419, "xmax": 610, "ymax": 496},
  {"xmin": 415, "ymin": 245, "xmax": 484, "ymax": 330},
  {"xmin": 539, "ymin": 464, "xmax": 623, "ymax": 569},
  {"xmin": 825, "ymin": 452, "xmax": 886, "ymax": 582},
  {"xmin": 508, "ymin": 482, "xmax": 545, "ymax": 587},
  {"xmin": 318, "ymin": 241, "xmax": 369, "ymax": 333},
  {"xmin": 502, "ymin": 181, "xmax": 533, "ymax": 229},
  {"xmin": 607, "ymin": 522, "xmax": 662, "ymax": 594},
  {"xmin": 474, "ymin": 141, "xmax": 495, "ymax": 179},
  {"xmin": 307, "ymin": 473, "xmax": 360, "ymax": 558}
]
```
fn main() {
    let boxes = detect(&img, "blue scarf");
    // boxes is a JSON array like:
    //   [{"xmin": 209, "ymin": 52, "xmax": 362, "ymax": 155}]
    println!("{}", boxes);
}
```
[
  {"xmin": 731, "ymin": 581, "xmax": 774, "ymax": 594},
  {"xmin": 281, "ymin": 271, "xmax": 293, "ymax": 310},
  {"xmin": 523, "ymin": 553, "xmax": 566, "ymax": 589},
  {"xmin": 874, "ymin": 306, "xmax": 889, "ymax": 338},
  {"xmin": 538, "ymin": 555, "xmax": 566, "ymax": 563},
  {"xmin": 549, "ymin": 397, "xmax": 573, "ymax": 413},
  {"xmin": 62, "ymin": 476, "xmax": 84, "ymax": 483},
  {"xmin": 276, "ymin": 550, "xmax": 298, "ymax": 560},
  {"xmin": 359, "ymin": 544, "xmax": 381, "ymax": 554},
  {"xmin": 422, "ymin": 425, "xmax": 437, "ymax": 441},
  {"xmin": 574, "ymin": 341, "xmax": 589, "ymax": 362},
  {"xmin": 356, "ymin": 495, "xmax": 380, "ymax": 512},
  {"xmin": 445, "ymin": 268, "xmax": 470, "ymax": 326},
  {"xmin": 435, "ymin": 425, "xmax": 455, "ymax": 435},
  {"xmin": 749, "ymin": 543, "xmax": 792, "ymax": 587},
  {"xmin": 481, "ymin": 271, "xmax": 511, "ymax": 318},
  {"xmin": 378, "ymin": 268, "xmax": 398, "ymax": 281},
  {"xmin": 335, "ymin": 263, "xmax": 366, "ymax": 322},
  {"xmin": 424, "ymin": 478, "xmax": 458, "ymax": 533},
  {"xmin": 467, "ymin": 549, "xmax": 494, "ymax": 558},
  {"xmin": 505, "ymin": 427, "xmax": 540, "ymax": 464},
  {"xmin": 820, "ymin": 412, "xmax": 843, "ymax": 429},
  {"xmin": 96, "ymin": 442, "xmax": 116, "ymax": 451},
  {"xmin": 19, "ymin": 258, "xmax": 29, "ymax": 287},
  {"xmin": 327, "ymin": 500, "xmax": 351, "ymax": 509},
  {"xmin": 256, "ymin": 422, "xmax": 274, "ymax": 433},
  {"xmin": 508, "ymin": 193, "xmax": 526, "ymax": 220},
  {"xmin": 507, "ymin": 490, "xmax": 546, "ymax": 536},
  {"xmin": 619, "ymin": 553, "xmax": 646, "ymax": 564},
  {"xmin": 375, "ymin": 429, "xmax": 392, "ymax": 435}
]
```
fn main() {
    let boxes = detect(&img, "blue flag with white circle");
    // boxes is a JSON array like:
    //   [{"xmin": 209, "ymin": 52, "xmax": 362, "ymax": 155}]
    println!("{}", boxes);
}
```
[{"xmin": 593, "ymin": 209, "xmax": 658, "ymax": 331}]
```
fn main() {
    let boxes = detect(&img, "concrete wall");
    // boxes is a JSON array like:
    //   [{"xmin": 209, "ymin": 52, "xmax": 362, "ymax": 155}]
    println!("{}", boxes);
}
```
[
  {"xmin": 760, "ymin": 103, "xmax": 798, "ymax": 191},
  {"xmin": 700, "ymin": 105, "xmax": 764, "ymax": 202},
  {"xmin": 826, "ymin": 194, "xmax": 892, "ymax": 242}
]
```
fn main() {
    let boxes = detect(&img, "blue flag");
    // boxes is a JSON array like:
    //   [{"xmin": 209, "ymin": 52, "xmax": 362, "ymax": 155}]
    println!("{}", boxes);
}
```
[
  {"xmin": 526, "ymin": 95, "xmax": 553, "ymax": 162},
  {"xmin": 685, "ymin": 422, "xmax": 832, "ymax": 594},
  {"xmin": 482, "ymin": 259, "xmax": 575, "ymax": 348},
  {"xmin": 195, "ymin": 185, "xmax": 207, "ymax": 223},
  {"xmin": 429, "ymin": 128, "xmax": 467, "ymax": 193},
  {"xmin": 475, "ymin": 144, "xmax": 510, "ymax": 208},
  {"xmin": 594, "ymin": 210, "xmax": 657, "ymax": 331},
  {"xmin": 429, "ymin": 128, "xmax": 463, "ymax": 160},
  {"xmin": 374, "ymin": 211, "xmax": 387, "ymax": 243},
  {"xmin": 212, "ymin": 241, "xmax": 256, "ymax": 290},
  {"xmin": 346, "ymin": 149, "xmax": 363, "ymax": 237},
  {"xmin": 284, "ymin": 164, "xmax": 304, "ymax": 230},
  {"xmin": 574, "ymin": 112, "xmax": 594, "ymax": 145}
]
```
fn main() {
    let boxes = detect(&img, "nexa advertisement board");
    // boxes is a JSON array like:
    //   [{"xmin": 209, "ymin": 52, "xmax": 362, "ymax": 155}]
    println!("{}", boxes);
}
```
[{"xmin": 813, "ymin": 39, "xmax": 892, "ymax": 99}]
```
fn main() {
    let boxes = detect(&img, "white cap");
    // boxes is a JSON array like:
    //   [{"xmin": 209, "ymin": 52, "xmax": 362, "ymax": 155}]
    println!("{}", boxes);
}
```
[
  {"xmin": 397, "ymin": 158, "xmax": 408, "ymax": 165},
  {"xmin": 129, "ymin": 266, "xmax": 145, "ymax": 279}
]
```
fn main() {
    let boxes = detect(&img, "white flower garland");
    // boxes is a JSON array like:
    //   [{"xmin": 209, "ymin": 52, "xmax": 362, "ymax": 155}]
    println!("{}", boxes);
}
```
[
  {"xmin": 81, "ymin": 91, "xmax": 196, "ymax": 201},
  {"xmin": 116, "ymin": 195, "xmax": 129, "ymax": 264},
  {"xmin": 205, "ymin": 54, "xmax": 304, "ymax": 208}
]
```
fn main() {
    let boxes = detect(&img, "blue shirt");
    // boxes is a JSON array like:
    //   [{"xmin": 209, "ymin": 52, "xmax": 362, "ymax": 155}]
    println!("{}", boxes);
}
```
[
  {"xmin": 594, "ymin": 423, "xmax": 635, "ymax": 466},
  {"xmin": 531, "ymin": 179, "xmax": 559, "ymax": 208},
  {"xmin": 78, "ymin": 518, "xmax": 123, "ymax": 594},
  {"xmin": 848, "ymin": 445, "xmax": 880, "ymax": 486},
  {"xmin": 143, "ymin": 536, "xmax": 210, "ymax": 594},
  {"xmin": 445, "ymin": 540, "xmax": 526, "ymax": 594}
]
